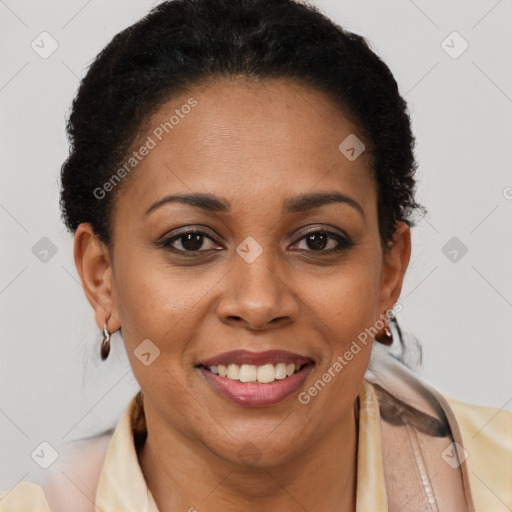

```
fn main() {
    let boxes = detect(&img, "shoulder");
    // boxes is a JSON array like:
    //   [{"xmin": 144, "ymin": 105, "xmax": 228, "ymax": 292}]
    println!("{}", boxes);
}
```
[
  {"xmin": 0, "ymin": 432, "xmax": 113, "ymax": 512},
  {"xmin": 444, "ymin": 394, "xmax": 512, "ymax": 511},
  {"xmin": 0, "ymin": 481, "xmax": 51, "ymax": 512},
  {"xmin": 445, "ymin": 394, "xmax": 512, "ymax": 449},
  {"xmin": 0, "ymin": 481, "xmax": 51, "ymax": 511},
  {"xmin": 1, "ymin": 393, "xmax": 142, "ymax": 512},
  {"xmin": 41, "ymin": 432, "xmax": 113, "ymax": 512}
]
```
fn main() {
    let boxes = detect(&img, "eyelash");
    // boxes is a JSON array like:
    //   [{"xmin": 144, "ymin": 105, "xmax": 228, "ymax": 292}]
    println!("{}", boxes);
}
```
[{"xmin": 155, "ymin": 226, "xmax": 356, "ymax": 257}]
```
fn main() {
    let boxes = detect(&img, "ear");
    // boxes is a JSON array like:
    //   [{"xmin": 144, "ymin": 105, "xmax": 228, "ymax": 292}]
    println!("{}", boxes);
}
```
[
  {"xmin": 377, "ymin": 220, "xmax": 411, "ymax": 315},
  {"xmin": 73, "ymin": 223, "xmax": 121, "ymax": 333}
]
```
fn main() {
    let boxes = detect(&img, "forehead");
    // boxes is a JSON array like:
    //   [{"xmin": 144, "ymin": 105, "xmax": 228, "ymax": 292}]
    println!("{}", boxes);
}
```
[{"xmin": 114, "ymin": 78, "xmax": 376, "ymax": 221}]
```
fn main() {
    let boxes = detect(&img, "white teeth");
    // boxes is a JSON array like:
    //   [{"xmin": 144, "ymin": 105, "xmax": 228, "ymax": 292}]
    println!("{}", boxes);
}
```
[
  {"xmin": 227, "ymin": 364, "xmax": 240, "ymax": 380},
  {"xmin": 239, "ymin": 364, "xmax": 257, "ymax": 382},
  {"xmin": 207, "ymin": 362, "xmax": 304, "ymax": 383},
  {"xmin": 274, "ymin": 363, "xmax": 287, "ymax": 380},
  {"xmin": 256, "ymin": 364, "xmax": 275, "ymax": 384}
]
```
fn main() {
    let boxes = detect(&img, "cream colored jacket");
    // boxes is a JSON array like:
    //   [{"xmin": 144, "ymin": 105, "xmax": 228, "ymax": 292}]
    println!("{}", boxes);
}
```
[{"xmin": 1, "ymin": 376, "xmax": 511, "ymax": 512}]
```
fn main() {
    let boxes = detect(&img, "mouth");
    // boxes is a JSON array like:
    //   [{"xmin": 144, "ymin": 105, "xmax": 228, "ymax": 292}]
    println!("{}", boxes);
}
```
[
  {"xmin": 201, "ymin": 360, "xmax": 312, "ymax": 383},
  {"xmin": 196, "ymin": 350, "xmax": 315, "ymax": 407}
]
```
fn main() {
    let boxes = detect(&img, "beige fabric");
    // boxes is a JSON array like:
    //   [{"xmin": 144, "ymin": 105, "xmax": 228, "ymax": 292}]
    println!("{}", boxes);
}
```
[
  {"xmin": 355, "ymin": 379, "xmax": 388, "ymax": 511},
  {"xmin": 448, "ymin": 396, "xmax": 512, "ymax": 511},
  {"xmin": 1, "ymin": 380, "xmax": 510, "ymax": 511}
]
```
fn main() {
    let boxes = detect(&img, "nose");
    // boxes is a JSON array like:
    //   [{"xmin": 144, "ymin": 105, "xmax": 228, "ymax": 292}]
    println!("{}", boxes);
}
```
[{"xmin": 217, "ymin": 249, "xmax": 300, "ymax": 331}]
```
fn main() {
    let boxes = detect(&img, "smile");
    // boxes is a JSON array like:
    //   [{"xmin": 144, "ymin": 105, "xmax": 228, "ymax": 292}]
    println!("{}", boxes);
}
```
[
  {"xmin": 206, "ymin": 362, "xmax": 306, "ymax": 383},
  {"xmin": 197, "ymin": 349, "xmax": 315, "ymax": 407}
]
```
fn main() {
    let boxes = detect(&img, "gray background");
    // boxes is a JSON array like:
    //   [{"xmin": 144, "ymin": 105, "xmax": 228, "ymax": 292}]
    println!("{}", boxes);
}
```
[{"xmin": 1, "ymin": 0, "xmax": 511, "ymax": 492}]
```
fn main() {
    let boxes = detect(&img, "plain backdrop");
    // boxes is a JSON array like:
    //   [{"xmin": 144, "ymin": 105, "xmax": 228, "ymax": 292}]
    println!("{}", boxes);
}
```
[{"xmin": 1, "ymin": 0, "xmax": 511, "ymax": 492}]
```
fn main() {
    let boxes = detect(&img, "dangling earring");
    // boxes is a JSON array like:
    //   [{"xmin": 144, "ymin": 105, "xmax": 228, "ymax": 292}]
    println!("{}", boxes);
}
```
[
  {"xmin": 376, "ymin": 311, "xmax": 394, "ymax": 345},
  {"xmin": 100, "ymin": 316, "xmax": 111, "ymax": 360}
]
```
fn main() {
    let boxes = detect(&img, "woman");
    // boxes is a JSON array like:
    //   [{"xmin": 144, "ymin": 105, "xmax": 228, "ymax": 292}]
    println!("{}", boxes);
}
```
[{"xmin": 1, "ymin": 0, "xmax": 510, "ymax": 510}]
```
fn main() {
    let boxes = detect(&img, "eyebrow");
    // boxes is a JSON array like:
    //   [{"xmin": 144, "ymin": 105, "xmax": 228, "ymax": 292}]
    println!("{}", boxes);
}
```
[{"xmin": 143, "ymin": 191, "xmax": 365, "ymax": 221}]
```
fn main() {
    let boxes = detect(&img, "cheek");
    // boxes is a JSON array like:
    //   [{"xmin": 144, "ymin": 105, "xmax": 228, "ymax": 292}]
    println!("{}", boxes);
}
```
[
  {"xmin": 297, "ymin": 268, "xmax": 378, "ymax": 425},
  {"xmin": 112, "ymin": 259, "xmax": 201, "ymax": 416},
  {"xmin": 114, "ymin": 237, "xmax": 187, "ymax": 321},
  {"xmin": 112, "ymin": 254, "xmax": 183, "ymax": 354},
  {"xmin": 309, "ymin": 255, "xmax": 382, "ymax": 339},
  {"xmin": 299, "ymin": 252, "xmax": 381, "ymax": 395},
  {"xmin": 113, "ymin": 251, "xmax": 223, "ymax": 367}
]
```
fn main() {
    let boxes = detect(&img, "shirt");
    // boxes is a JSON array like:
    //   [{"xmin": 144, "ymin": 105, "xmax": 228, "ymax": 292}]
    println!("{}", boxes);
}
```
[{"xmin": 1, "ymin": 379, "xmax": 511, "ymax": 511}]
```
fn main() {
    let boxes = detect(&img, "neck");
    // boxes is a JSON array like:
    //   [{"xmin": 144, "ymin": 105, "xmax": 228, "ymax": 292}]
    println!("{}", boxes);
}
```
[{"xmin": 138, "ymin": 399, "xmax": 359, "ymax": 512}]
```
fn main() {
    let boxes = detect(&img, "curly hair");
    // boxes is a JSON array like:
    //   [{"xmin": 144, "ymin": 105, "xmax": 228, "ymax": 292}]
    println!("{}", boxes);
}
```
[{"xmin": 60, "ymin": 0, "xmax": 425, "ymax": 252}]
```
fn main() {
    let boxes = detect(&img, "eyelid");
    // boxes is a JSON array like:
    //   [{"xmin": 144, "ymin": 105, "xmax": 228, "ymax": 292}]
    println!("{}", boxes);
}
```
[
  {"xmin": 155, "ymin": 224, "xmax": 355, "ymax": 254},
  {"xmin": 155, "ymin": 225, "xmax": 219, "ymax": 244},
  {"xmin": 290, "ymin": 228, "xmax": 355, "ymax": 253},
  {"xmin": 292, "ymin": 223, "xmax": 351, "ymax": 241}
]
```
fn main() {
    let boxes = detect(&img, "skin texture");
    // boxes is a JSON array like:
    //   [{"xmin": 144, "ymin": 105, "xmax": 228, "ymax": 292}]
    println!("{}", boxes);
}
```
[{"xmin": 74, "ymin": 78, "xmax": 411, "ymax": 511}]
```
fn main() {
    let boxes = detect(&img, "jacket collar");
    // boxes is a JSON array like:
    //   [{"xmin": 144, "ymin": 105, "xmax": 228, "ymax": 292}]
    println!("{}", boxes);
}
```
[{"xmin": 94, "ymin": 380, "xmax": 387, "ymax": 511}]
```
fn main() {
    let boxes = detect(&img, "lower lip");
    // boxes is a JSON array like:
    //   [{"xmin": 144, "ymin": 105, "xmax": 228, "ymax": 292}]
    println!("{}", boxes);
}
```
[{"xmin": 199, "ymin": 364, "xmax": 314, "ymax": 407}]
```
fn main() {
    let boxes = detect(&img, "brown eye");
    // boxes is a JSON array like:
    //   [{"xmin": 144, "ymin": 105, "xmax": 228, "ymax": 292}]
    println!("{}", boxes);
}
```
[
  {"xmin": 156, "ymin": 226, "xmax": 355, "ymax": 257},
  {"xmin": 176, "ymin": 232, "xmax": 206, "ymax": 251},
  {"xmin": 290, "ymin": 229, "xmax": 355, "ymax": 253},
  {"xmin": 304, "ymin": 232, "xmax": 330, "ymax": 251},
  {"xmin": 158, "ymin": 230, "xmax": 220, "ymax": 254}
]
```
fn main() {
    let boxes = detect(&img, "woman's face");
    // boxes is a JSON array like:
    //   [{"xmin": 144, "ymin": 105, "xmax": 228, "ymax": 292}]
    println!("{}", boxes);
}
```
[{"xmin": 78, "ymin": 78, "xmax": 410, "ymax": 466}]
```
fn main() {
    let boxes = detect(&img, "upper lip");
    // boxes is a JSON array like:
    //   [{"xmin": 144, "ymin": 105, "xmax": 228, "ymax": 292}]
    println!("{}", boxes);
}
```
[{"xmin": 198, "ymin": 349, "xmax": 314, "ymax": 368}]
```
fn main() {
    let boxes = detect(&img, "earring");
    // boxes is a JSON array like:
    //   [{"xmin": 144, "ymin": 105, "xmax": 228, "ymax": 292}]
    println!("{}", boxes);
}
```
[
  {"xmin": 100, "ymin": 317, "xmax": 111, "ymax": 360},
  {"xmin": 376, "ymin": 311, "xmax": 394, "ymax": 345}
]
